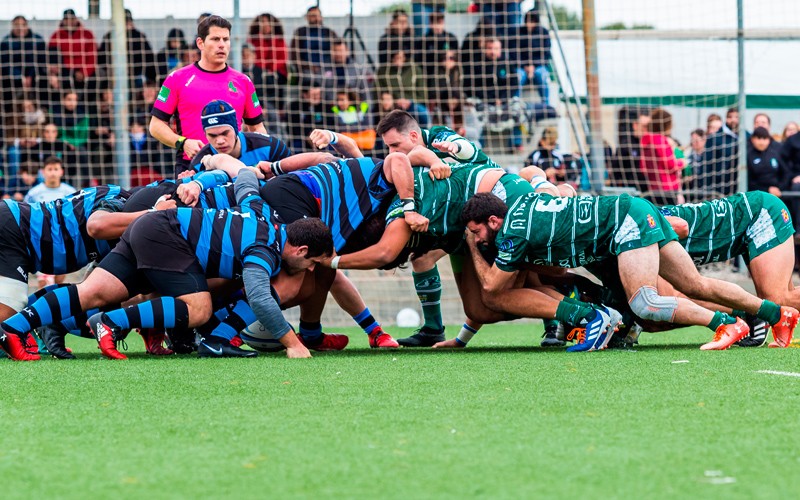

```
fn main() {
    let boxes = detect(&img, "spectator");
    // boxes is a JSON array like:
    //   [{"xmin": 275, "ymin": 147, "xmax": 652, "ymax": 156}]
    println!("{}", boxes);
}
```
[
  {"xmin": 782, "ymin": 122, "xmax": 798, "ymax": 142},
  {"xmin": 286, "ymin": 79, "xmax": 326, "ymax": 152},
  {"xmin": 511, "ymin": 9, "xmax": 551, "ymax": 105},
  {"xmin": 378, "ymin": 10, "xmax": 415, "ymax": 66},
  {"xmin": 24, "ymin": 156, "xmax": 76, "ymax": 203},
  {"xmin": 706, "ymin": 113, "xmax": 723, "ymax": 135},
  {"xmin": 463, "ymin": 37, "xmax": 519, "ymax": 105},
  {"xmin": 130, "ymin": 82, "xmax": 159, "ymax": 125},
  {"xmin": 747, "ymin": 126, "xmax": 785, "ymax": 196},
  {"xmin": 240, "ymin": 44, "xmax": 286, "ymax": 137},
  {"xmin": 753, "ymin": 112, "xmax": 771, "ymax": 134},
  {"xmin": 411, "ymin": 1, "xmax": 447, "ymax": 37},
  {"xmin": 639, "ymin": 108, "xmax": 685, "ymax": 205},
  {"xmin": 51, "ymin": 90, "xmax": 89, "ymax": 150},
  {"xmin": 329, "ymin": 89, "xmax": 375, "ymax": 151},
  {"xmin": 48, "ymin": 9, "xmax": 97, "ymax": 79},
  {"xmin": 417, "ymin": 12, "xmax": 458, "ymax": 77},
  {"xmin": 9, "ymin": 164, "xmax": 38, "ymax": 201},
  {"xmin": 149, "ymin": 15, "xmax": 266, "ymax": 175},
  {"xmin": 702, "ymin": 112, "xmax": 738, "ymax": 196},
  {"xmin": 0, "ymin": 16, "xmax": 49, "ymax": 106},
  {"xmin": 88, "ymin": 87, "xmax": 115, "ymax": 179},
  {"xmin": 721, "ymin": 106, "xmax": 740, "ymax": 139},
  {"xmin": 289, "ymin": 6, "xmax": 338, "ymax": 77},
  {"xmin": 321, "ymin": 39, "xmax": 373, "ymax": 104},
  {"xmin": 129, "ymin": 119, "xmax": 168, "ymax": 184},
  {"xmin": 376, "ymin": 50, "xmax": 430, "ymax": 127},
  {"xmin": 610, "ymin": 107, "xmax": 649, "ymax": 190},
  {"xmin": 97, "ymin": 9, "xmax": 156, "ymax": 86},
  {"xmin": 248, "ymin": 13, "xmax": 288, "ymax": 85},
  {"xmin": 527, "ymin": 126, "xmax": 579, "ymax": 185},
  {"xmin": 156, "ymin": 28, "xmax": 188, "ymax": 83},
  {"xmin": 427, "ymin": 49, "xmax": 462, "ymax": 117},
  {"xmin": 780, "ymin": 127, "xmax": 800, "ymax": 231},
  {"xmin": 683, "ymin": 128, "xmax": 706, "ymax": 191},
  {"xmin": 480, "ymin": 0, "xmax": 525, "ymax": 38},
  {"xmin": 460, "ymin": 19, "xmax": 494, "ymax": 69},
  {"xmin": 20, "ymin": 122, "xmax": 79, "ymax": 181}
]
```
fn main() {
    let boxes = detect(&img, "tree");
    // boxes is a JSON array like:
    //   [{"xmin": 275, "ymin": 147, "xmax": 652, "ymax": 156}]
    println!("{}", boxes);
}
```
[{"xmin": 550, "ymin": 4, "xmax": 582, "ymax": 30}]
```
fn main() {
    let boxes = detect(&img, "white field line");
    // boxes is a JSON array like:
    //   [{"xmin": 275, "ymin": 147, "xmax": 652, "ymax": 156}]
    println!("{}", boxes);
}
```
[{"xmin": 755, "ymin": 370, "xmax": 800, "ymax": 378}]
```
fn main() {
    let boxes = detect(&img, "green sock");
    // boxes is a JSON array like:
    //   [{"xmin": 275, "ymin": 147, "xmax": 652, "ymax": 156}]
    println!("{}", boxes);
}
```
[
  {"xmin": 708, "ymin": 311, "xmax": 736, "ymax": 331},
  {"xmin": 413, "ymin": 266, "xmax": 443, "ymax": 332},
  {"xmin": 555, "ymin": 299, "xmax": 595, "ymax": 326},
  {"xmin": 756, "ymin": 300, "xmax": 781, "ymax": 325},
  {"xmin": 732, "ymin": 309, "xmax": 747, "ymax": 319},
  {"xmin": 543, "ymin": 319, "xmax": 558, "ymax": 330}
]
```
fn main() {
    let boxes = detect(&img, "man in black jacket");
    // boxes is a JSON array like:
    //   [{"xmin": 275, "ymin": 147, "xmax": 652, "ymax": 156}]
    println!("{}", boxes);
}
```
[
  {"xmin": 747, "ymin": 126, "xmax": 785, "ymax": 195},
  {"xmin": 97, "ymin": 9, "xmax": 156, "ymax": 86}
]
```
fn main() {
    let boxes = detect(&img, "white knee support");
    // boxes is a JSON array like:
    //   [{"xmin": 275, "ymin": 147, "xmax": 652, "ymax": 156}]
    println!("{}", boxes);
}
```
[
  {"xmin": 529, "ymin": 175, "xmax": 559, "ymax": 196},
  {"xmin": 0, "ymin": 276, "xmax": 29, "ymax": 312},
  {"xmin": 629, "ymin": 285, "xmax": 678, "ymax": 322}
]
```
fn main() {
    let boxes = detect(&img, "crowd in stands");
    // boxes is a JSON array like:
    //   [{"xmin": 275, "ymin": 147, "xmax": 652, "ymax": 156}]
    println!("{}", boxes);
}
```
[{"xmin": 0, "ymin": 5, "xmax": 555, "ymax": 198}]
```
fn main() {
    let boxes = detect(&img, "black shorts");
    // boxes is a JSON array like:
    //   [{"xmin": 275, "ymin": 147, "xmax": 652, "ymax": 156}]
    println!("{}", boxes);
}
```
[
  {"xmin": 123, "ymin": 183, "xmax": 179, "ymax": 213},
  {"xmin": 260, "ymin": 176, "xmax": 319, "ymax": 223},
  {"xmin": 0, "ymin": 204, "xmax": 32, "ymax": 282},
  {"xmin": 100, "ymin": 212, "xmax": 209, "ymax": 297}
]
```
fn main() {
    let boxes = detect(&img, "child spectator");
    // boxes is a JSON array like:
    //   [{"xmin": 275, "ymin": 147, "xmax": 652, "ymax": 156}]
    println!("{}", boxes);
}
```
[
  {"xmin": 706, "ymin": 113, "xmax": 723, "ymax": 135},
  {"xmin": 782, "ymin": 122, "xmax": 798, "ymax": 142},
  {"xmin": 330, "ymin": 89, "xmax": 375, "ymax": 151},
  {"xmin": 527, "ymin": 127, "xmax": 579, "ymax": 185},
  {"xmin": 24, "ymin": 156, "xmax": 75, "ymax": 203}
]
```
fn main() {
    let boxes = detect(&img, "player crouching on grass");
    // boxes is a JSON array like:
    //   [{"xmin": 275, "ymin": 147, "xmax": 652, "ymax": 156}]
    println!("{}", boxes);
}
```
[
  {"xmin": 0, "ymin": 166, "xmax": 333, "ymax": 360},
  {"xmin": 461, "ymin": 192, "xmax": 798, "ymax": 351}
]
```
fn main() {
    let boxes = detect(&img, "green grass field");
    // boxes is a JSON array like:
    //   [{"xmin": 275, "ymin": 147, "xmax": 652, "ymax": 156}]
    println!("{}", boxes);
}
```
[{"xmin": 1, "ymin": 324, "xmax": 798, "ymax": 499}]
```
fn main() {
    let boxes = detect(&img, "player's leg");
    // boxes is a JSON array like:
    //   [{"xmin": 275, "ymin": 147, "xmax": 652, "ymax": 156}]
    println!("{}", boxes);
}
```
[
  {"xmin": 398, "ymin": 249, "xmax": 447, "ymax": 347},
  {"xmin": 297, "ymin": 266, "xmax": 349, "ymax": 351},
  {"xmin": 329, "ymin": 271, "xmax": 398, "ymax": 348},
  {"xmin": 747, "ymin": 239, "xmax": 799, "ymax": 347}
]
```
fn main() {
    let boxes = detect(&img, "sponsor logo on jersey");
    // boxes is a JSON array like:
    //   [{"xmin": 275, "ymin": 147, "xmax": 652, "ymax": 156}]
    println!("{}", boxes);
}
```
[
  {"xmin": 646, "ymin": 214, "xmax": 656, "ymax": 228},
  {"xmin": 498, "ymin": 239, "xmax": 513, "ymax": 252},
  {"xmin": 228, "ymin": 81, "xmax": 238, "ymax": 93},
  {"xmin": 577, "ymin": 200, "xmax": 592, "ymax": 224},
  {"xmin": 251, "ymin": 91, "xmax": 260, "ymax": 107},
  {"xmin": 157, "ymin": 85, "xmax": 170, "ymax": 102},
  {"xmin": 782, "ymin": 209, "xmax": 790, "ymax": 223}
]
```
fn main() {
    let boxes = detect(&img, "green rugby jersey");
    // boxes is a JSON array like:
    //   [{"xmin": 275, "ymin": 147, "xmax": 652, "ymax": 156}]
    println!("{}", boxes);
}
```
[
  {"xmin": 494, "ymin": 193, "xmax": 666, "ymax": 271},
  {"xmin": 659, "ymin": 191, "xmax": 792, "ymax": 265},
  {"xmin": 422, "ymin": 126, "xmax": 492, "ymax": 165}
]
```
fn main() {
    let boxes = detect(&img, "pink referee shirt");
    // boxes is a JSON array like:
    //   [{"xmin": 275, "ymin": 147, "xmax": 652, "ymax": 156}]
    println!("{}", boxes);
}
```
[{"xmin": 151, "ymin": 62, "xmax": 263, "ymax": 160}]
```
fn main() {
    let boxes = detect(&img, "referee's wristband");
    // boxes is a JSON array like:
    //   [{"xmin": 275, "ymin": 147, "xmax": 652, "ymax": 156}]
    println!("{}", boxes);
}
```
[
  {"xmin": 175, "ymin": 136, "xmax": 186, "ymax": 152},
  {"xmin": 401, "ymin": 198, "xmax": 415, "ymax": 212},
  {"xmin": 330, "ymin": 255, "xmax": 341, "ymax": 269}
]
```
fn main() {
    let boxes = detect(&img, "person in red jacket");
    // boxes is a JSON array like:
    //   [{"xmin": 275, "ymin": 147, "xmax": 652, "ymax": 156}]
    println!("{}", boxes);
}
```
[
  {"xmin": 48, "ymin": 9, "xmax": 97, "ymax": 79},
  {"xmin": 640, "ymin": 108, "xmax": 686, "ymax": 205},
  {"xmin": 247, "ymin": 13, "xmax": 288, "ymax": 83}
]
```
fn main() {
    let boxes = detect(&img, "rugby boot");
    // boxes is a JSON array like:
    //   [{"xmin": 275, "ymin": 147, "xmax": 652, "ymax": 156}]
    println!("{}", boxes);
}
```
[
  {"xmin": 38, "ymin": 325, "xmax": 75, "ymax": 359},
  {"xmin": 23, "ymin": 332, "xmax": 40, "ymax": 355},
  {"xmin": 769, "ymin": 306, "xmax": 798, "ymax": 348},
  {"xmin": 397, "ymin": 326, "xmax": 445, "ymax": 347},
  {"xmin": 735, "ymin": 316, "xmax": 769, "ymax": 347},
  {"xmin": 197, "ymin": 335, "xmax": 258, "ymax": 358},
  {"xmin": 0, "ymin": 328, "xmax": 40, "ymax": 361},
  {"xmin": 700, "ymin": 317, "xmax": 749, "ymax": 350},
  {"xmin": 166, "ymin": 327, "xmax": 198, "ymax": 354},
  {"xmin": 368, "ymin": 328, "xmax": 400, "ymax": 348},
  {"xmin": 540, "ymin": 321, "xmax": 565, "ymax": 347},
  {"xmin": 596, "ymin": 306, "xmax": 624, "ymax": 350},
  {"xmin": 566, "ymin": 308, "xmax": 611, "ymax": 352},
  {"xmin": 299, "ymin": 332, "xmax": 349, "ymax": 351},
  {"xmin": 88, "ymin": 312, "xmax": 127, "ymax": 360},
  {"xmin": 229, "ymin": 335, "xmax": 244, "ymax": 347},
  {"xmin": 139, "ymin": 328, "xmax": 174, "ymax": 356}
]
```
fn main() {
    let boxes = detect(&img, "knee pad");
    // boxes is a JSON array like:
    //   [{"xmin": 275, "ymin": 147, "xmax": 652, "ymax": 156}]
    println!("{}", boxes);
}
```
[
  {"xmin": 0, "ymin": 276, "xmax": 28, "ymax": 312},
  {"xmin": 628, "ymin": 285, "xmax": 678, "ymax": 322}
]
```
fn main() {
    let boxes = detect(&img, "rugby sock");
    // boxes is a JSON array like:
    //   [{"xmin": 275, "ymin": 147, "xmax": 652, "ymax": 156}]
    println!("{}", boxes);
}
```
[
  {"xmin": 210, "ymin": 299, "xmax": 257, "ymax": 341},
  {"xmin": 543, "ymin": 318, "xmax": 559, "ymax": 331},
  {"xmin": 413, "ymin": 266, "xmax": 444, "ymax": 332},
  {"xmin": 708, "ymin": 311, "xmax": 737, "ymax": 331},
  {"xmin": 2, "ymin": 285, "xmax": 83, "ymax": 336},
  {"xmin": 732, "ymin": 309, "xmax": 747, "ymax": 319},
  {"xmin": 353, "ymin": 308, "xmax": 380, "ymax": 335},
  {"xmin": 299, "ymin": 320, "xmax": 322, "ymax": 341},
  {"xmin": 102, "ymin": 297, "xmax": 189, "ymax": 332},
  {"xmin": 62, "ymin": 309, "xmax": 96, "ymax": 338},
  {"xmin": 756, "ymin": 300, "xmax": 781, "ymax": 325},
  {"xmin": 554, "ymin": 299, "xmax": 596, "ymax": 326},
  {"xmin": 27, "ymin": 283, "xmax": 69, "ymax": 305}
]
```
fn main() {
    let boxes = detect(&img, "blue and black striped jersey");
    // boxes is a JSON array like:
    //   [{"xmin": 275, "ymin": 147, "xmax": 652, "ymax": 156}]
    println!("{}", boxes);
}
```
[
  {"xmin": 288, "ymin": 157, "xmax": 394, "ymax": 251},
  {"xmin": 1, "ymin": 185, "xmax": 130, "ymax": 274},
  {"xmin": 171, "ymin": 194, "xmax": 285, "ymax": 280}
]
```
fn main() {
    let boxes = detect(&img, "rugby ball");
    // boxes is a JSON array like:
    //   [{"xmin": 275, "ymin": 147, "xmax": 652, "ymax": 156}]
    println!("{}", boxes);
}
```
[
  {"xmin": 240, "ymin": 321, "xmax": 286, "ymax": 352},
  {"xmin": 396, "ymin": 308, "xmax": 421, "ymax": 328}
]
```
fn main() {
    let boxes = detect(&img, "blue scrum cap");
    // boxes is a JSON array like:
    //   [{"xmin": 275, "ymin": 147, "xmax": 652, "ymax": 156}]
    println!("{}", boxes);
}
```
[{"xmin": 201, "ymin": 100, "xmax": 238, "ymax": 131}]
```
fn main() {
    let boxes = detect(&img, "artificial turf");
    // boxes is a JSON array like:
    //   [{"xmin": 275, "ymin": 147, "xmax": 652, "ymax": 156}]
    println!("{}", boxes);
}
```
[{"xmin": 1, "ymin": 324, "xmax": 798, "ymax": 499}]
